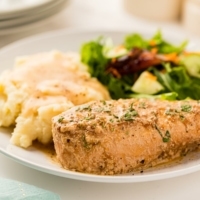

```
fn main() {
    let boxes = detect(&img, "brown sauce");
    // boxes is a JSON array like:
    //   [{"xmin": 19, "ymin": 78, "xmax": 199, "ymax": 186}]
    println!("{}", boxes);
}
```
[
  {"xmin": 31, "ymin": 139, "xmax": 200, "ymax": 175},
  {"xmin": 32, "ymin": 141, "xmax": 59, "ymax": 164},
  {"xmin": 26, "ymin": 130, "xmax": 200, "ymax": 176}
]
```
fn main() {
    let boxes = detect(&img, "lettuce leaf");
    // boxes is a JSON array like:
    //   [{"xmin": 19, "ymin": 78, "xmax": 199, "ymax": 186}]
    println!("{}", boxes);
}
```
[
  {"xmin": 150, "ymin": 30, "xmax": 188, "ymax": 54},
  {"xmin": 80, "ymin": 38, "xmax": 133, "ymax": 99},
  {"xmin": 128, "ymin": 92, "xmax": 178, "ymax": 100},
  {"xmin": 124, "ymin": 30, "xmax": 188, "ymax": 54},
  {"xmin": 124, "ymin": 34, "xmax": 148, "ymax": 50},
  {"xmin": 152, "ymin": 64, "xmax": 200, "ymax": 100},
  {"xmin": 180, "ymin": 54, "xmax": 200, "ymax": 78},
  {"xmin": 80, "ymin": 37, "xmax": 108, "ymax": 78}
]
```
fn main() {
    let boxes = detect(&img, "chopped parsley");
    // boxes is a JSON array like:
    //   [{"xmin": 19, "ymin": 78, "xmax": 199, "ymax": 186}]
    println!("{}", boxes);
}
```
[
  {"xmin": 58, "ymin": 116, "xmax": 64, "ymax": 123},
  {"xmin": 109, "ymin": 118, "xmax": 114, "ymax": 123},
  {"xmin": 82, "ymin": 105, "xmax": 92, "ymax": 111},
  {"xmin": 165, "ymin": 108, "xmax": 174, "ymax": 115},
  {"xmin": 162, "ymin": 130, "xmax": 171, "ymax": 143},
  {"xmin": 179, "ymin": 114, "xmax": 185, "ymax": 120},
  {"xmin": 155, "ymin": 125, "xmax": 171, "ymax": 143},
  {"xmin": 181, "ymin": 104, "xmax": 192, "ymax": 112},
  {"xmin": 113, "ymin": 114, "xmax": 119, "ymax": 119},
  {"xmin": 84, "ymin": 114, "xmax": 95, "ymax": 121},
  {"xmin": 123, "ymin": 110, "xmax": 138, "ymax": 121},
  {"xmin": 100, "ymin": 100, "xmax": 106, "ymax": 105},
  {"xmin": 82, "ymin": 135, "xmax": 89, "ymax": 149},
  {"xmin": 139, "ymin": 102, "xmax": 146, "ymax": 109}
]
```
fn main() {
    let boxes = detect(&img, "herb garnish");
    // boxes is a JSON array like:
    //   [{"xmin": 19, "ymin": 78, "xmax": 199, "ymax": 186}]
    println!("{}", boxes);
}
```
[
  {"xmin": 165, "ymin": 108, "xmax": 174, "ymax": 116},
  {"xmin": 58, "ymin": 116, "xmax": 64, "ymax": 123},
  {"xmin": 162, "ymin": 130, "xmax": 171, "ymax": 142},
  {"xmin": 84, "ymin": 114, "xmax": 95, "ymax": 121},
  {"xmin": 113, "ymin": 114, "xmax": 119, "ymax": 119},
  {"xmin": 139, "ymin": 102, "xmax": 146, "ymax": 109},
  {"xmin": 123, "ymin": 110, "xmax": 138, "ymax": 121},
  {"xmin": 122, "ymin": 103, "xmax": 138, "ymax": 121},
  {"xmin": 155, "ymin": 125, "xmax": 171, "ymax": 143},
  {"xmin": 82, "ymin": 105, "xmax": 92, "ymax": 111},
  {"xmin": 181, "ymin": 104, "xmax": 192, "ymax": 112},
  {"xmin": 100, "ymin": 100, "xmax": 106, "ymax": 105},
  {"xmin": 82, "ymin": 135, "xmax": 89, "ymax": 149},
  {"xmin": 109, "ymin": 118, "xmax": 114, "ymax": 123},
  {"xmin": 179, "ymin": 114, "xmax": 185, "ymax": 120}
]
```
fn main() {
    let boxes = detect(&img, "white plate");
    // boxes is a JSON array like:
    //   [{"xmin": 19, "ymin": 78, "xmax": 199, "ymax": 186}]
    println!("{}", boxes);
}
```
[
  {"xmin": 0, "ymin": 0, "xmax": 68, "ymax": 29},
  {"xmin": 0, "ymin": 0, "xmax": 54, "ymax": 17},
  {"xmin": 1, "ymin": 29, "xmax": 200, "ymax": 183},
  {"xmin": 0, "ymin": 0, "xmax": 69, "ymax": 35}
]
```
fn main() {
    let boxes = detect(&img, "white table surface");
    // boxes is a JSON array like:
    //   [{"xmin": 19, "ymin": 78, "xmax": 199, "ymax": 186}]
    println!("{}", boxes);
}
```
[{"xmin": 1, "ymin": 0, "xmax": 200, "ymax": 199}]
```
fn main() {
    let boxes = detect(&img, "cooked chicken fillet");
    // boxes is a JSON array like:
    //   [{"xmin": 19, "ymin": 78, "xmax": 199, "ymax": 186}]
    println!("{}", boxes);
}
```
[{"xmin": 52, "ymin": 98, "xmax": 200, "ymax": 175}]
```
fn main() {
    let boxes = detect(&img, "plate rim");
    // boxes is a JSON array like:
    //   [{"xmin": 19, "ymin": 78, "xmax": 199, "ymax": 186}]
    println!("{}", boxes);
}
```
[
  {"xmin": 1, "ymin": 140, "xmax": 200, "ymax": 183},
  {"xmin": 1, "ymin": 28, "xmax": 200, "ymax": 183},
  {"xmin": 0, "ymin": 0, "xmax": 68, "ymax": 29},
  {"xmin": 0, "ymin": 0, "xmax": 55, "ymax": 16},
  {"xmin": 1, "ymin": 26, "xmax": 199, "ymax": 50}
]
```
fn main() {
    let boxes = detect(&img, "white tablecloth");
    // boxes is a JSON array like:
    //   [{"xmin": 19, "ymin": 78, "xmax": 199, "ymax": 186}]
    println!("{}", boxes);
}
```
[{"xmin": 1, "ymin": 0, "xmax": 200, "ymax": 199}]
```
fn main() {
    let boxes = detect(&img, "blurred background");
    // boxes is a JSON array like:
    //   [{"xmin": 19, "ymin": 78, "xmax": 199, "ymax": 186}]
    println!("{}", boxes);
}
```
[{"xmin": 0, "ymin": 0, "xmax": 200, "ymax": 48}]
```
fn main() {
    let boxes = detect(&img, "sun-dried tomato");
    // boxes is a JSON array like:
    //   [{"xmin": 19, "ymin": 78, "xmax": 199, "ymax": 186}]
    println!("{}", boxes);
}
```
[{"xmin": 106, "ymin": 48, "xmax": 172, "ymax": 77}]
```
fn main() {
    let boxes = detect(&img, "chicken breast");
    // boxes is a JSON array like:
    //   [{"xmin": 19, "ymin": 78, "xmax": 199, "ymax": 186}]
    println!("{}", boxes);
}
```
[{"xmin": 52, "ymin": 98, "xmax": 200, "ymax": 175}]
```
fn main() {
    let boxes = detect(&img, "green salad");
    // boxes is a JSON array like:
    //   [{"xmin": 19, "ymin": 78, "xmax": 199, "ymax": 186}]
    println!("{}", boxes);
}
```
[{"xmin": 80, "ymin": 31, "xmax": 200, "ymax": 100}]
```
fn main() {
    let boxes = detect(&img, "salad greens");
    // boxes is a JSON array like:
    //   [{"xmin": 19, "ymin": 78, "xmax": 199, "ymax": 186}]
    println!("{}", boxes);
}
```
[
  {"xmin": 81, "ymin": 38, "xmax": 132, "ymax": 99},
  {"xmin": 80, "ymin": 31, "xmax": 200, "ymax": 100},
  {"xmin": 124, "ymin": 31, "xmax": 187, "ymax": 54}
]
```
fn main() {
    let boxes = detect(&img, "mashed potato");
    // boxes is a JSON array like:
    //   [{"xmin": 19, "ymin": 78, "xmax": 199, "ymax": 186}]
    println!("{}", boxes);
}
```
[{"xmin": 0, "ymin": 51, "xmax": 110, "ymax": 148}]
